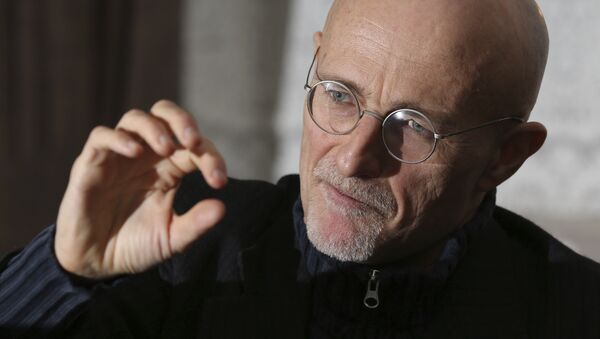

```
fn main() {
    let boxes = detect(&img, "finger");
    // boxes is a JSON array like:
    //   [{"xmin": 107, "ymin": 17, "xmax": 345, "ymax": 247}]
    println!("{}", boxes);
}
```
[
  {"xmin": 168, "ymin": 199, "xmax": 225, "ymax": 254},
  {"xmin": 169, "ymin": 139, "xmax": 228, "ymax": 189},
  {"xmin": 148, "ymin": 100, "xmax": 228, "ymax": 188},
  {"xmin": 117, "ymin": 109, "xmax": 176, "ymax": 157},
  {"xmin": 150, "ymin": 100, "xmax": 202, "ymax": 150},
  {"xmin": 193, "ymin": 139, "xmax": 228, "ymax": 188},
  {"xmin": 81, "ymin": 126, "xmax": 143, "ymax": 163}
]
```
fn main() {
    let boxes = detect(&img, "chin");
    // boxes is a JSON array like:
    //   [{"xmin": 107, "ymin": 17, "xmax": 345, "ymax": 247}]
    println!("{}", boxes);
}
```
[{"xmin": 305, "ymin": 202, "xmax": 384, "ymax": 263}]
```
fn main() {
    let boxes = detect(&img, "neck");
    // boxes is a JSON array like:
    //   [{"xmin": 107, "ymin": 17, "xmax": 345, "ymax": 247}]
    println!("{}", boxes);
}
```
[{"xmin": 365, "ymin": 236, "xmax": 447, "ymax": 271}]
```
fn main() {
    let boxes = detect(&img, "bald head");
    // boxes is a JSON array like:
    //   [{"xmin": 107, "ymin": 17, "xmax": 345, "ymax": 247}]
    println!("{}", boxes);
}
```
[{"xmin": 321, "ymin": 0, "xmax": 549, "ymax": 121}]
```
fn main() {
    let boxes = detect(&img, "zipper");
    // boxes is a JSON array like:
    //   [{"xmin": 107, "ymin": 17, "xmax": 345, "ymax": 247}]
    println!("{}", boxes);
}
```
[{"xmin": 363, "ymin": 269, "xmax": 380, "ymax": 309}]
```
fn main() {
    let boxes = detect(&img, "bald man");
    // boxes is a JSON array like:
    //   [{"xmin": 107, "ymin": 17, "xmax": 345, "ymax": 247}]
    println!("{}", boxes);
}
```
[{"xmin": 1, "ymin": 0, "xmax": 599, "ymax": 338}]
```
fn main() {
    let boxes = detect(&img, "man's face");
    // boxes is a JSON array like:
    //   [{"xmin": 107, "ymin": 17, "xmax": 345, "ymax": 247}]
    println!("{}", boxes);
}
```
[{"xmin": 299, "ymin": 0, "xmax": 500, "ymax": 263}]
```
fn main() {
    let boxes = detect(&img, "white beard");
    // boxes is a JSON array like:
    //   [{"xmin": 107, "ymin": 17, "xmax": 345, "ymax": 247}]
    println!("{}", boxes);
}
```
[
  {"xmin": 305, "ymin": 157, "xmax": 396, "ymax": 262},
  {"xmin": 306, "ymin": 202, "xmax": 385, "ymax": 262}
]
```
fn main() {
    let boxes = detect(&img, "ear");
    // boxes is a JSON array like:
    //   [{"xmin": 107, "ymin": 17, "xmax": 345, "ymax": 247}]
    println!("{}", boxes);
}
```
[
  {"xmin": 313, "ymin": 31, "xmax": 323, "ymax": 53},
  {"xmin": 476, "ymin": 122, "xmax": 547, "ymax": 191}
]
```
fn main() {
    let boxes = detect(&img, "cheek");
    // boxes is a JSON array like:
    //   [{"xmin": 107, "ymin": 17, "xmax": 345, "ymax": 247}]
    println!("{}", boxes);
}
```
[
  {"xmin": 388, "ymin": 167, "xmax": 447, "ymax": 226},
  {"xmin": 388, "ymin": 161, "xmax": 483, "ymax": 236},
  {"xmin": 396, "ymin": 143, "xmax": 482, "ymax": 211},
  {"xmin": 299, "ymin": 110, "xmax": 336, "ymax": 206}
]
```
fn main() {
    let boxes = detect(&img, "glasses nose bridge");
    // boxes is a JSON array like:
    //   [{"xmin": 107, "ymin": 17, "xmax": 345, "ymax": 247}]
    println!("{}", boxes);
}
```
[
  {"xmin": 350, "ymin": 109, "xmax": 387, "ymax": 153},
  {"xmin": 354, "ymin": 109, "xmax": 385, "ymax": 138},
  {"xmin": 361, "ymin": 109, "xmax": 384, "ymax": 124}
]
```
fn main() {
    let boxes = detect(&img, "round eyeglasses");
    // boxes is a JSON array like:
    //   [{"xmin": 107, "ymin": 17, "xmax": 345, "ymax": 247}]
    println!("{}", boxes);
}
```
[{"xmin": 303, "ymin": 50, "xmax": 524, "ymax": 164}]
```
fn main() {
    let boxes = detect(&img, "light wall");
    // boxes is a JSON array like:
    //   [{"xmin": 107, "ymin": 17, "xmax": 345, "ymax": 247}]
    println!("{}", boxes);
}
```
[
  {"xmin": 497, "ymin": 0, "xmax": 600, "ymax": 258},
  {"xmin": 180, "ymin": 0, "xmax": 289, "ymax": 181}
]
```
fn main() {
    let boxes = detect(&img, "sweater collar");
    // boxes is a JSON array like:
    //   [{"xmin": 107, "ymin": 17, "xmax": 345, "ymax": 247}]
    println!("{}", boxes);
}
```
[
  {"xmin": 293, "ymin": 192, "xmax": 496, "ymax": 278},
  {"xmin": 292, "ymin": 192, "xmax": 497, "ymax": 336}
]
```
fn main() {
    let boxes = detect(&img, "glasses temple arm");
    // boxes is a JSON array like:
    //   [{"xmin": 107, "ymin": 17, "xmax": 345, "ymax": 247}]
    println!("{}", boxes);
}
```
[
  {"xmin": 434, "ymin": 117, "xmax": 524, "ymax": 139},
  {"xmin": 304, "ymin": 48, "xmax": 320, "ymax": 91}
]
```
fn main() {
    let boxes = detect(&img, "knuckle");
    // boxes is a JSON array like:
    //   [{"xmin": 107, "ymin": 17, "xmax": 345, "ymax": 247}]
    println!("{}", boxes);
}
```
[
  {"xmin": 151, "ymin": 100, "xmax": 195, "ymax": 124},
  {"xmin": 151, "ymin": 99, "xmax": 175, "ymax": 112},
  {"xmin": 122, "ymin": 108, "xmax": 145, "ymax": 120},
  {"xmin": 113, "ymin": 129, "xmax": 130, "ymax": 142},
  {"xmin": 119, "ymin": 109, "xmax": 167, "ymax": 134},
  {"xmin": 89, "ymin": 126, "xmax": 108, "ymax": 139}
]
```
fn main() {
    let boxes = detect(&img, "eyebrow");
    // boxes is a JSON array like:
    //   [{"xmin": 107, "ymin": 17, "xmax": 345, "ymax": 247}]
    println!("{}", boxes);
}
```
[{"xmin": 315, "ymin": 65, "xmax": 446, "ymax": 121}]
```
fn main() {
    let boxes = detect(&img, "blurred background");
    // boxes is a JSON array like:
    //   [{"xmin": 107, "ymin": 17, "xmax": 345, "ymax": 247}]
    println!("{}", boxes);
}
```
[{"xmin": 1, "ymin": 0, "xmax": 598, "ymax": 260}]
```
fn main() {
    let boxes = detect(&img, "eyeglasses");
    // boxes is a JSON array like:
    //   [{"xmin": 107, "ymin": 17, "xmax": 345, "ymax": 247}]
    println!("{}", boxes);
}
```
[{"xmin": 303, "ymin": 48, "xmax": 524, "ymax": 164}]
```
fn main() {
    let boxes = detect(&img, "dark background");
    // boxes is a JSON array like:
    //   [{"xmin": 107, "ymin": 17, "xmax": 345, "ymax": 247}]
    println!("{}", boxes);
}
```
[{"xmin": 0, "ymin": 0, "xmax": 181, "ymax": 255}]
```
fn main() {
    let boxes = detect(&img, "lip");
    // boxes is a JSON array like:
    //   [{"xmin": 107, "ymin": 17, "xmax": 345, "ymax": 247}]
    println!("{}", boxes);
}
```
[{"xmin": 320, "ymin": 182, "xmax": 366, "ymax": 209}]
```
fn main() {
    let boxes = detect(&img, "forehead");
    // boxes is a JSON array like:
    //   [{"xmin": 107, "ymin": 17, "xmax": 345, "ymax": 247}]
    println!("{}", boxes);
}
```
[{"xmin": 319, "ymin": 1, "xmax": 491, "ymax": 125}]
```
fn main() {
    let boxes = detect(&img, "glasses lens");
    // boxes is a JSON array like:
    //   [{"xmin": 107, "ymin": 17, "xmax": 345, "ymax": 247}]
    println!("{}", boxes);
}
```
[
  {"xmin": 382, "ymin": 109, "xmax": 436, "ymax": 163},
  {"xmin": 309, "ymin": 81, "xmax": 360, "ymax": 134}
]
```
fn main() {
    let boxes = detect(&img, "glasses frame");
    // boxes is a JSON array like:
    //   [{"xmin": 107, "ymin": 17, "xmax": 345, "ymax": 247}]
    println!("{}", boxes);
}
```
[{"xmin": 303, "ymin": 48, "xmax": 524, "ymax": 164}]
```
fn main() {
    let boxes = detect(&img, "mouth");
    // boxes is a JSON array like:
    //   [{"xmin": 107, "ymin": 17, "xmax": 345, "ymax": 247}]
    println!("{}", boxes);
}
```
[
  {"xmin": 311, "ymin": 158, "xmax": 397, "ymax": 219},
  {"xmin": 320, "ymin": 181, "xmax": 379, "ymax": 215},
  {"xmin": 325, "ymin": 182, "xmax": 362, "ymax": 203}
]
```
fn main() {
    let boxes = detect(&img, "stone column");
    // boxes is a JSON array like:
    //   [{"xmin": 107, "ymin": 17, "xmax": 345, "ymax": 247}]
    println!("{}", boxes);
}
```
[{"xmin": 181, "ymin": 0, "xmax": 290, "ymax": 181}]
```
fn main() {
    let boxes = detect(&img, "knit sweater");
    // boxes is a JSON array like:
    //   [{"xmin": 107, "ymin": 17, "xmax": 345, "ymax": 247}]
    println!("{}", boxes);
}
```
[{"xmin": 1, "ymin": 173, "xmax": 600, "ymax": 338}]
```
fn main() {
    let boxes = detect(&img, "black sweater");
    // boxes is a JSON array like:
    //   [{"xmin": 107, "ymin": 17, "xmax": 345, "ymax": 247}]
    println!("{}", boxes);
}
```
[{"xmin": 1, "ymin": 173, "xmax": 600, "ymax": 338}]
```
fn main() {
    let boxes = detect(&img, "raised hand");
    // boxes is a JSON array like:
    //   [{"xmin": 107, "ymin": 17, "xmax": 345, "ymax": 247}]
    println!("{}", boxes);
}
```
[{"xmin": 54, "ymin": 100, "xmax": 227, "ymax": 279}]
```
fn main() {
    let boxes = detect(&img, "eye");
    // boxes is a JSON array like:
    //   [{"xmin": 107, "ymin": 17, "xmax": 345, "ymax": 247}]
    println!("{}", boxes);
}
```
[
  {"xmin": 323, "ymin": 83, "xmax": 353, "ymax": 104},
  {"xmin": 408, "ymin": 119, "xmax": 427, "ymax": 133}
]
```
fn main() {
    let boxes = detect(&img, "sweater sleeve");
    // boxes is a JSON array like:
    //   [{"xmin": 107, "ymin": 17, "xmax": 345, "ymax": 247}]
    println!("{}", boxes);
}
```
[{"xmin": 0, "ymin": 225, "xmax": 96, "ymax": 334}]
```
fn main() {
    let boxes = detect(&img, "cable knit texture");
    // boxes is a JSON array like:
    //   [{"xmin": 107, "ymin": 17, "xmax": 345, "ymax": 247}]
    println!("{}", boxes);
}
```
[{"xmin": 293, "ymin": 193, "xmax": 496, "ymax": 339}]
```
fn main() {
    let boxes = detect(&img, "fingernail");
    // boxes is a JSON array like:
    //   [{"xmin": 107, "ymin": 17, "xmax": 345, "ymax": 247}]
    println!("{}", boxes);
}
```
[{"xmin": 184, "ymin": 127, "xmax": 198, "ymax": 143}]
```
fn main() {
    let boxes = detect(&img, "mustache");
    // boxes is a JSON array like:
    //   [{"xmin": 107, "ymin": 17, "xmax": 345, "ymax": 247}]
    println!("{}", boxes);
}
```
[{"xmin": 313, "ymin": 158, "xmax": 397, "ymax": 218}]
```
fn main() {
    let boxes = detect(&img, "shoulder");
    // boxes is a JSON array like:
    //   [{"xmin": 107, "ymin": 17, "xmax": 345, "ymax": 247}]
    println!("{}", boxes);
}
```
[
  {"xmin": 435, "ymin": 206, "xmax": 600, "ymax": 337},
  {"xmin": 493, "ymin": 207, "xmax": 600, "ymax": 337},
  {"xmin": 493, "ymin": 206, "xmax": 600, "ymax": 272}
]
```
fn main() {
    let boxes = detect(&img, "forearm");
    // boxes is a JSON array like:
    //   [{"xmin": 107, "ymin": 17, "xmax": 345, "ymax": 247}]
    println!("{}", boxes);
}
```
[
  {"xmin": 0, "ymin": 225, "xmax": 97, "ymax": 335},
  {"xmin": 1, "ymin": 225, "xmax": 173, "ymax": 338}
]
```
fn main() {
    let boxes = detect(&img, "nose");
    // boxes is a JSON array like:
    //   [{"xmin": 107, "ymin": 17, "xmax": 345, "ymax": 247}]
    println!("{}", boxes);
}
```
[{"xmin": 335, "ymin": 111, "xmax": 386, "ymax": 178}]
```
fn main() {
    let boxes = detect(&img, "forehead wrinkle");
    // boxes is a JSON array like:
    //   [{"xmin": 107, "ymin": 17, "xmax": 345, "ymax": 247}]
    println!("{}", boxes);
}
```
[
  {"xmin": 358, "ymin": 8, "xmax": 453, "ymax": 63},
  {"xmin": 391, "ymin": 35, "xmax": 453, "ymax": 73},
  {"xmin": 347, "ymin": 15, "xmax": 446, "ymax": 70},
  {"xmin": 361, "ymin": 15, "xmax": 390, "ymax": 36},
  {"xmin": 350, "ymin": 37, "xmax": 388, "ymax": 70},
  {"xmin": 320, "ymin": 40, "xmax": 441, "ymax": 101}
]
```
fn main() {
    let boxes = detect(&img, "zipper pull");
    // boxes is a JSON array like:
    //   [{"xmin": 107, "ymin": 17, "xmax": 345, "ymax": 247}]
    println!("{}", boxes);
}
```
[{"xmin": 363, "ymin": 269, "xmax": 380, "ymax": 309}]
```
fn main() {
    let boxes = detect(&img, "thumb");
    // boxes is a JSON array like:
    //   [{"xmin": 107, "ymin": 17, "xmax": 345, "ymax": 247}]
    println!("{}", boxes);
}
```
[{"xmin": 169, "ymin": 199, "xmax": 225, "ymax": 253}]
